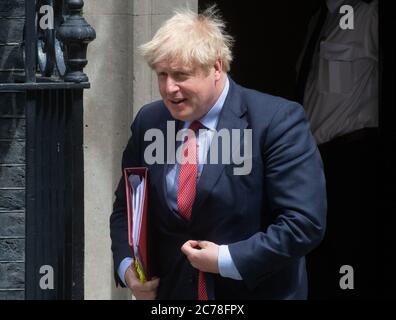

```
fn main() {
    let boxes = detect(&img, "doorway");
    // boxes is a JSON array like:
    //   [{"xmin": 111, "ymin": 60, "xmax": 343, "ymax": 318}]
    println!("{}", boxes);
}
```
[
  {"xmin": 198, "ymin": 0, "xmax": 319, "ymax": 100},
  {"xmin": 198, "ymin": 0, "xmax": 393, "ymax": 300}
]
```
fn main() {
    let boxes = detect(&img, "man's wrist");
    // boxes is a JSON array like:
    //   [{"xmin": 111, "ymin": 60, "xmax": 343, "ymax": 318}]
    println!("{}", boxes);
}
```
[
  {"xmin": 218, "ymin": 245, "xmax": 243, "ymax": 280},
  {"xmin": 118, "ymin": 257, "xmax": 134, "ymax": 286}
]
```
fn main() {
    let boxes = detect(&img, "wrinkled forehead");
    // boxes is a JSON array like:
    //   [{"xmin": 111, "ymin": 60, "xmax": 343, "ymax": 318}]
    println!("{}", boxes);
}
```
[{"xmin": 153, "ymin": 58, "xmax": 196, "ymax": 73}]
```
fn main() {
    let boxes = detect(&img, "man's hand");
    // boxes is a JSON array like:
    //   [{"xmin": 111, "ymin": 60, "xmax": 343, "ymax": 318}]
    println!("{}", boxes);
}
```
[
  {"xmin": 181, "ymin": 240, "xmax": 220, "ymax": 273},
  {"xmin": 124, "ymin": 263, "xmax": 160, "ymax": 300}
]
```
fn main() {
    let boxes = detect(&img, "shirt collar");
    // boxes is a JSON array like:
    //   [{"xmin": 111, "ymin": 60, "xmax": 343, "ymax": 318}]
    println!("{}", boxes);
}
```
[{"xmin": 184, "ymin": 76, "xmax": 230, "ymax": 131}]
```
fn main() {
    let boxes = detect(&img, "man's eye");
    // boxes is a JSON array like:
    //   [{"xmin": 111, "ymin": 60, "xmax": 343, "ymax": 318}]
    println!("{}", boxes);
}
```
[{"xmin": 174, "ymin": 72, "xmax": 189, "ymax": 80}]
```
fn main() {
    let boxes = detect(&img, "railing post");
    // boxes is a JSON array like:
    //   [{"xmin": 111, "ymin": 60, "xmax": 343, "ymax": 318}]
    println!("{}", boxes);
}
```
[
  {"xmin": 25, "ymin": 0, "xmax": 37, "ymax": 82},
  {"xmin": 57, "ymin": 0, "xmax": 96, "ymax": 83},
  {"xmin": 18, "ymin": 0, "xmax": 95, "ymax": 300}
]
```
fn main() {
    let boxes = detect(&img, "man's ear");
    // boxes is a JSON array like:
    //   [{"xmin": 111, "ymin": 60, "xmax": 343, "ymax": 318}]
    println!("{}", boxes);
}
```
[{"xmin": 214, "ymin": 59, "xmax": 223, "ymax": 80}]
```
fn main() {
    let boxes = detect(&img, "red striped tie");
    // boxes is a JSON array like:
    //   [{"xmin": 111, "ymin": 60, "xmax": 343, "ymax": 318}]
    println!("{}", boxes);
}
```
[{"xmin": 177, "ymin": 120, "xmax": 208, "ymax": 300}]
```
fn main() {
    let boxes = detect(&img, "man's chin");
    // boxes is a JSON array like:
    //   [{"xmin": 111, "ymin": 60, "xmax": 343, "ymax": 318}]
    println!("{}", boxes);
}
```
[
  {"xmin": 172, "ymin": 114, "xmax": 193, "ymax": 121},
  {"xmin": 168, "ymin": 108, "xmax": 194, "ymax": 122}
]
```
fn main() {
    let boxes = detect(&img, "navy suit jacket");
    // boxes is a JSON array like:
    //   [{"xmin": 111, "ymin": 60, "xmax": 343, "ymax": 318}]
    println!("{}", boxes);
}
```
[{"xmin": 110, "ymin": 78, "xmax": 327, "ymax": 300}]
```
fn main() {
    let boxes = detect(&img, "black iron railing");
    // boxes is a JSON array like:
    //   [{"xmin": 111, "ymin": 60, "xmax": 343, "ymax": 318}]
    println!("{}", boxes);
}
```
[{"xmin": 0, "ymin": 0, "xmax": 95, "ymax": 300}]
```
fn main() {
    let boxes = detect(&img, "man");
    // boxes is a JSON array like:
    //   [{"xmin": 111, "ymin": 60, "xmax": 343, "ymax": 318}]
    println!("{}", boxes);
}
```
[
  {"xmin": 296, "ymin": 0, "xmax": 379, "ymax": 298},
  {"xmin": 110, "ymin": 7, "xmax": 326, "ymax": 300}
]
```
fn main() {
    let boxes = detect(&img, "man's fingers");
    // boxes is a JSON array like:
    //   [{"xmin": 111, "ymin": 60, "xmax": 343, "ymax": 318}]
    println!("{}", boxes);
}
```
[
  {"xmin": 125, "ymin": 264, "xmax": 160, "ymax": 300},
  {"xmin": 182, "ymin": 240, "xmax": 220, "ymax": 273},
  {"xmin": 135, "ymin": 291, "xmax": 157, "ymax": 300},
  {"xmin": 198, "ymin": 240, "xmax": 211, "ymax": 249},
  {"xmin": 131, "ymin": 277, "xmax": 160, "ymax": 294},
  {"xmin": 143, "ymin": 277, "xmax": 160, "ymax": 291},
  {"xmin": 125, "ymin": 264, "xmax": 139, "ymax": 288},
  {"xmin": 187, "ymin": 240, "xmax": 200, "ymax": 248},
  {"xmin": 181, "ymin": 240, "xmax": 199, "ymax": 255},
  {"xmin": 182, "ymin": 240, "xmax": 213, "ymax": 264},
  {"xmin": 135, "ymin": 277, "xmax": 160, "ymax": 289}
]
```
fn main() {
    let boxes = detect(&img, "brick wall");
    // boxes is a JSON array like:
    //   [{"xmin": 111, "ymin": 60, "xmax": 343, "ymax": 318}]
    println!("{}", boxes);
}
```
[{"xmin": 0, "ymin": 0, "xmax": 25, "ymax": 300}]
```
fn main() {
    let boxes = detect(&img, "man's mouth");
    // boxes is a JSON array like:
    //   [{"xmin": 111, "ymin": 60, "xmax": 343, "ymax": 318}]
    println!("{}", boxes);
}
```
[{"xmin": 169, "ymin": 98, "xmax": 187, "ymax": 105}]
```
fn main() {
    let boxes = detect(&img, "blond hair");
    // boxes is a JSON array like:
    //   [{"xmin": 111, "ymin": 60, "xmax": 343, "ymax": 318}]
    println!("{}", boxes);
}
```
[{"xmin": 139, "ymin": 6, "xmax": 234, "ymax": 72}]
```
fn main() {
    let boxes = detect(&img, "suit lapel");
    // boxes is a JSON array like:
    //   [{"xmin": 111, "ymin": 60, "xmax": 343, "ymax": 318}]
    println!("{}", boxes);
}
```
[
  {"xmin": 149, "ymin": 110, "xmax": 183, "ymax": 218},
  {"xmin": 192, "ymin": 78, "xmax": 248, "ymax": 215}
]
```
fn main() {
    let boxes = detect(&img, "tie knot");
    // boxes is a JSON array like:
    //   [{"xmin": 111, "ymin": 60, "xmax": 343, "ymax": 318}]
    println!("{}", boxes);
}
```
[{"xmin": 189, "ymin": 120, "xmax": 203, "ymax": 133}]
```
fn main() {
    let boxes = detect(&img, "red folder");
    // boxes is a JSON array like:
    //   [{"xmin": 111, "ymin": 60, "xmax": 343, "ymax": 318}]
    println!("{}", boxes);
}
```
[{"xmin": 124, "ymin": 167, "xmax": 150, "ymax": 282}]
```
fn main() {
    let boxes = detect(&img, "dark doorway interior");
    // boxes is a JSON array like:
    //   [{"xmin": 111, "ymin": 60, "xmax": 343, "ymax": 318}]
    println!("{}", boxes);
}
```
[
  {"xmin": 198, "ymin": 0, "xmax": 319, "ymax": 100},
  {"xmin": 198, "ymin": 0, "xmax": 394, "ymax": 300}
]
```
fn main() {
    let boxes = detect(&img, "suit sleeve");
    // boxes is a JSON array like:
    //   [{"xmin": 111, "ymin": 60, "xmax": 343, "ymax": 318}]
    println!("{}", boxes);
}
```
[
  {"xmin": 109, "ymin": 110, "xmax": 143, "ymax": 287},
  {"xmin": 228, "ymin": 102, "xmax": 327, "ymax": 290}
]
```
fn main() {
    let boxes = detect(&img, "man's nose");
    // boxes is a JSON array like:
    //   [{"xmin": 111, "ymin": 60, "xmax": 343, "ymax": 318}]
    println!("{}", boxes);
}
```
[{"xmin": 165, "ymin": 78, "xmax": 179, "ymax": 94}]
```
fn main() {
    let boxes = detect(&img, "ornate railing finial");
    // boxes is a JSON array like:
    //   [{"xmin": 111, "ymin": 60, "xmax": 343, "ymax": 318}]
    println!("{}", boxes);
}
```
[
  {"xmin": 67, "ymin": 0, "xmax": 84, "ymax": 11},
  {"xmin": 58, "ymin": 0, "xmax": 96, "ymax": 83}
]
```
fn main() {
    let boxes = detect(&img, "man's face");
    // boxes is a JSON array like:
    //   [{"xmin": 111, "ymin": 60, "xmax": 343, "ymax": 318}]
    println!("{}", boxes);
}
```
[{"xmin": 153, "ymin": 59, "xmax": 223, "ymax": 121}]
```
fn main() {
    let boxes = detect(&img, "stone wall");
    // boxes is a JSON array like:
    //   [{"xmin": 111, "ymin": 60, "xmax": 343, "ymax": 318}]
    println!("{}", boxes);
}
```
[{"xmin": 0, "ymin": 0, "xmax": 26, "ymax": 300}]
